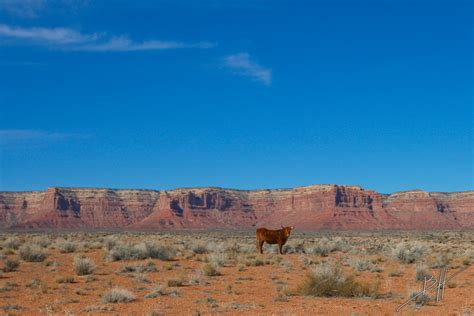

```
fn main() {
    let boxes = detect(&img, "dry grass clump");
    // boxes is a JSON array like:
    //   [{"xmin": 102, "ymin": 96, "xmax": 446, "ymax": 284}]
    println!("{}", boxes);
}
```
[
  {"xmin": 284, "ymin": 241, "xmax": 306, "ymax": 254},
  {"xmin": 167, "ymin": 277, "xmax": 184, "ymax": 287},
  {"xmin": 430, "ymin": 253, "xmax": 451, "ymax": 268},
  {"xmin": 109, "ymin": 242, "xmax": 148, "ymax": 261},
  {"xmin": 103, "ymin": 236, "xmax": 120, "ymax": 251},
  {"xmin": 392, "ymin": 242, "xmax": 427, "ymax": 264},
  {"xmin": 146, "ymin": 242, "xmax": 176, "ymax": 260},
  {"xmin": 3, "ymin": 259, "xmax": 20, "ymax": 272},
  {"xmin": 102, "ymin": 287, "xmax": 135, "ymax": 303},
  {"xmin": 245, "ymin": 257, "xmax": 265, "ymax": 267},
  {"xmin": 56, "ymin": 276, "xmax": 75, "ymax": 283},
  {"xmin": 145, "ymin": 283, "xmax": 165, "ymax": 298},
  {"xmin": 31, "ymin": 236, "xmax": 51, "ymax": 248},
  {"xmin": 409, "ymin": 290, "xmax": 431, "ymax": 307},
  {"xmin": 189, "ymin": 241, "xmax": 208, "ymax": 254},
  {"xmin": 207, "ymin": 253, "xmax": 228, "ymax": 267},
  {"xmin": 307, "ymin": 238, "xmax": 342, "ymax": 257},
  {"xmin": 56, "ymin": 239, "xmax": 78, "ymax": 253},
  {"xmin": 348, "ymin": 258, "xmax": 383, "ymax": 273},
  {"xmin": 19, "ymin": 243, "xmax": 48, "ymax": 262},
  {"xmin": 83, "ymin": 305, "xmax": 114, "ymax": 312},
  {"xmin": 74, "ymin": 256, "xmax": 96, "ymax": 276},
  {"xmin": 0, "ymin": 281, "xmax": 18, "ymax": 293},
  {"xmin": 415, "ymin": 263, "xmax": 431, "ymax": 281},
  {"xmin": 120, "ymin": 261, "xmax": 157, "ymax": 273},
  {"xmin": 388, "ymin": 266, "xmax": 404, "ymax": 277},
  {"xmin": 203, "ymin": 263, "xmax": 221, "ymax": 276},
  {"xmin": 108, "ymin": 242, "xmax": 175, "ymax": 261},
  {"xmin": 1, "ymin": 304, "xmax": 22, "ymax": 312},
  {"xmin": 3, "ymin": 237, "xmax": 21, "ymax": 250},
  {"xmin": 294, "ymin": 262, "xmax": 376, "ymax": 297}
]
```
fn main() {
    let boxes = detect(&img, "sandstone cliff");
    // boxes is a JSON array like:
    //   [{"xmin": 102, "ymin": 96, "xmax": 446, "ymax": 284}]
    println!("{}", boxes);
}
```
[{"xmin": 0, "ymin": 185, "xmax": 473, "ymax": 230}]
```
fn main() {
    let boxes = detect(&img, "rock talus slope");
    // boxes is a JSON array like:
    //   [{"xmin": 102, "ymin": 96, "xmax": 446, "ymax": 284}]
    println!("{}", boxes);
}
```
[{"xmin": 0, "ymin": 185, "xmax": 473, "ymax": 230}]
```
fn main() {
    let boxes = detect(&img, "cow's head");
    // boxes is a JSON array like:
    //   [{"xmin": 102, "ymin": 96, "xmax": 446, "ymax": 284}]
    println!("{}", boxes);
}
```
[{"xmin": 281, "ymin": 225, "xmax": 294, "ymax": 237}]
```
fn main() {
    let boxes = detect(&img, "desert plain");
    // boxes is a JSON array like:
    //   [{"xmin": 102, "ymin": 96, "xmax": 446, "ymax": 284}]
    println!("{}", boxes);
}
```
[{"xmin": 0, "ymin": 230, "xmax": 473, "ymax": 315}]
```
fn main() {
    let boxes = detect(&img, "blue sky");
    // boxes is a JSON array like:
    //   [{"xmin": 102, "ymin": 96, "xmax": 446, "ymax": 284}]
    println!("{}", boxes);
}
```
[{"xmin": 0, "ymin": 0, "xmax": 472, "ymax": 193}]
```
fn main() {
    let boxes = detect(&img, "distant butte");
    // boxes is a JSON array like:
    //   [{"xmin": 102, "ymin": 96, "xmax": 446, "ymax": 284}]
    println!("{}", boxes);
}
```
[{"xmin": 1, "ymin": 185, "xmax": 473, "ymax": 230}]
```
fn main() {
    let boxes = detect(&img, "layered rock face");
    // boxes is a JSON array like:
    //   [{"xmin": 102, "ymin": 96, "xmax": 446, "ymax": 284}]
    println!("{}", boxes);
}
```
[{"xmin": 0, "ymin": 185, "xmax": 473, "ymax": 230}]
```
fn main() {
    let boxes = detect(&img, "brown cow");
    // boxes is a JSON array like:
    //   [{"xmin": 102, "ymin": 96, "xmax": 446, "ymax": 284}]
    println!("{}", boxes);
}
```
[{"xmin": 256, "ymin": 226, "xmax": 294, "ymax": 254}]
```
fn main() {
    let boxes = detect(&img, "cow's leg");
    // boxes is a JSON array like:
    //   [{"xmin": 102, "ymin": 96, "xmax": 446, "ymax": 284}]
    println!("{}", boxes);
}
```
[
  {"xmin": 279, "ymin": 243, "xmax": 283, "ymax": 254},
  {"xmin": 258, "ymin": 240, "xmax": 264, "ymax": 254}
]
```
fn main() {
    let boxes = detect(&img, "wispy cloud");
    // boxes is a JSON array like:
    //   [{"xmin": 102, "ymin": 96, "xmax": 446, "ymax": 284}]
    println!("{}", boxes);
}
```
[
  {"xmin": 0, "ymin": 0, "xmax": 46, "ymax": 18},
  {"xmin": 0, "ymin": 0, "xmax": 88, "ymax": 18},
  {"xmin": 73, "ymin": 37, "xmax": 215, "ymax": 52},
  {"xmin": 0, "ymin": 24, "xmax": 97, "ymax": 44},
  {"xmin": 0, "ymin": 129, "xmax": 84, "ymax": 145},
  {"xmin": 0, "ymin": 61, "xmax": 47, "ymax": 67},
  {"xmin": 224, "ymin": 53, "xmax": 271, "ymax": 86},
  {"xmin": 0, "ymin": 24, "xmax": 216, "ymax": 52}
]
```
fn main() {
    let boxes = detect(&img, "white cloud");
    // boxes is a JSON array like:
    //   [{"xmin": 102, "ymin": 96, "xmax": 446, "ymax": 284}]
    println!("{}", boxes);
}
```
[
  {"xmin": 0, "ymin": 129, "xmax": 84, "ymax": 145},
  {"xmin": 0, "ymin": 24, "xmax": 215, "ymax": 52},
  {"xmin": 73, "ymin": 37, "xmax": 215, "ymax": 52},
  {"xmin": 224, "ymin": 53, "xmax": 271, "ymax": 86},
  {"xmin": 0, "ymin": 24, "xmax": 97, "ymax": 44}
]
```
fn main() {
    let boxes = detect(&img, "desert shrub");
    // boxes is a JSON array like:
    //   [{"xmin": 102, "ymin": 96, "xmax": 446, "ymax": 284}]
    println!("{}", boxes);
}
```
[
  {"xmin": 3, "ymin": 259, "xmax": 20, "ymax": 272},
  {"xmin": 189, "ymin": 271, "xmax": 204, "ymax": 285},
  {"xmin": 145, "ymin": 283, "xmax": 165, "ymax": 298},
  {"xmin": 415, "ymin": 263, "xmax": 431, "ymax": 281},
  {"xmin": 410, "ymin": 291, "xmax": 431, "ymax": 307},
  {"xmin": 81, "ymin": 241, "xmax": 102, "ymax": 250},
  {"xmin": 1, "ymin": 304, "xmax": 22, "ymax": 311},
  {"xmin": 238, "ymin": 244, "xmax": 255, "ymax": 254},
  {"xmin": 56, "ymin": 276, "xmax": 75, "ymax": 283},
  {"xmin": 245, "ymin": 257, "xmax": 265, "ymax": 267},
  {"xmin": 285, "ymin": 241, "xmax": 306, "ymax": 254},
  {"xmin": 308, "ymin": 238, "xmax": 340, "ymax": 257},
  {"xmin": 19, "ymin": 243, "xmax": 47, "ymax": 262},
  {"xmin": 0, "ymin": 282, "xmax": 18, "ymax": 292},
  {"xmin": 134, "ymin": 273, "xmax": 150, "ymax": 283},
  {"xmin": 3, "ymin": 237, "xmax": 21, "ymax": 250},
  {"xmin": 83, "ymin": 305, "xmax": 114, "ymax": 312},
  {"xmin": 203, "ymin": 263, "xmax": 221, "ymax": 276},
  {"xmin": 108, "ymin": 242, "xmax": 175, "ymax": 261},
  {"xmin": 145, "ymin": 242, "xmax": 175, "ymax": 261},
  {"xmin": 103, "ymin": 236, "xmax": 119, "ymax": 251},
  {"xmin": 108, "ymin": 242, "xmax": 148, "ymax": 261},
  {"xmin": 392, "ymin": 242, "xmax": 427, "ymax": 264},
  {"xmin": 121, "ymin": 262, "xmax": 157, "ymax": 273},
  {"xmin": 430, "ymin": 253, "xmax": 451, "ymax": 268},
  {"xmin": 102, "ymin": 287, "xmax": 135, "ymax": 303},
  {"xmin": 348, "ymin": 258, "xmax": 382, "ymax": 273},
  {"xmin": 191, "ymin": 243, "xmax": 208, "ymax": 254},
  {"xmin": 167, "ymin": 277, "xmax": 184, "ymax": 287},
  {"xmin": 31, "ymin": 236, "xmax": 51, "ymax": 248},
  {"xmin": 205, "ymin": 241, "xmax": 230, "ymax": 253},
  {"xmin": 295, "ymin": 262, "xmax": 375, "ymax": 297},
  {"xmin": 56, "ymin": 239, "xmax": 78, "ymax": 253},
  {"xmin": 163, "ymin": 263, "xmax": 173, "ymax": 270},
  {"xmin": 74, "ymin": 256, "xmax": 96, "ymax": 276},
  {"xmin": 208, "ymin": 253, "xmax": 228, "ymax": 267},
  {"xmin": 388, "ymin": 267, "xmax": 404, "ymax": 277}
]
